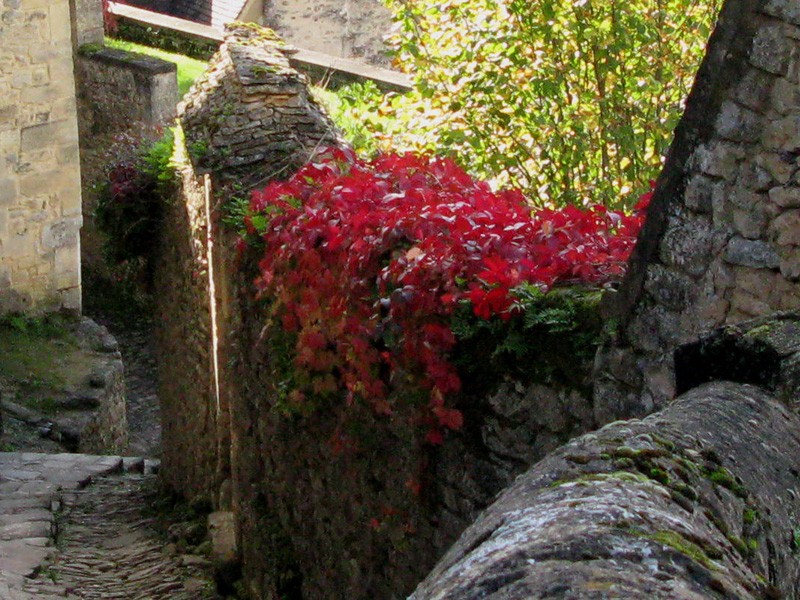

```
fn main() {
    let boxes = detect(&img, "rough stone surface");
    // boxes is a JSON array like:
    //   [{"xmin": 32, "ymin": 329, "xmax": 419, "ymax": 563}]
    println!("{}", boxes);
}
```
[
  {"xmin": 0, "ymin": 0, "xmax": 83, "ymax": 313},
  {"xmin": 264, "ymin": 0, "xmax": 393, "ymax": 66},
  {"xmin": 156, "ymin": 23, "xmax": 604, "ymax": 599},
  {"xmin": 178, "ymin": 23, "xmax": 340, "ymax": 180},
  {"xmin": 75, "ymin": 48, "xmax": 178, "ymax": 137},
  {"xmin": 412, "ymin": 381, "xmax": 800, "ymax": 599},
  {"xmin": 596, "ymin": 0, "xmax": 800, "ymax": 421},
  {"xmin": 0, "ymin": 317, "xmax": 128, "ymax": 455},
  {"xmin": 0, "ymin": 452, "xmax": 220, "ymax": 599}
]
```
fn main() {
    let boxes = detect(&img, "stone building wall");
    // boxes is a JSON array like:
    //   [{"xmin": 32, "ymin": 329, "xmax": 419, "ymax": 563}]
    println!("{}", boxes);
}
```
[
  {"xmin": 264, "ymin": 0, "xmax": 393, "ymax": 65},
  {"xmin": 594, "ymin": 0, "xmax": 800, "ymax": 420},
  {"xmin": 0, "ymin": 0, "xmax": 83, "ymax": 314}
]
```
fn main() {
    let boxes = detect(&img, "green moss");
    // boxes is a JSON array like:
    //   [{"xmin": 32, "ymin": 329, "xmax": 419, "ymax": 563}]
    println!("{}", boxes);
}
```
[
  {"xmin": 706, "ymin": 467, "xmax": 747, "ymax": 498},
  {"xmin": 743, "ymin": 508, "xmax": 758, "ymax": 526},
  {"xmin": 78, "ymin": 42, "xmax": 103, "ymax": 56},
  {"xmin": 644, "ymin": 531, "xmax": 718, "ymax": 571},
  {"xmin": 648, "ymin": 468, "xmax": 670, "ymax": 486},
  {"xmin": 0, "ymin": 315, "xmax": 96, "ymax": 415}
]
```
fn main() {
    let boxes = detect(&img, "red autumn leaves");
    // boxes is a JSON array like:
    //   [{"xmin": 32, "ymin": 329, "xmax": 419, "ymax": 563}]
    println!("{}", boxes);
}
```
[{"xmin": 247, "ymin": 148, "xmax": 648, "ymax": 443}]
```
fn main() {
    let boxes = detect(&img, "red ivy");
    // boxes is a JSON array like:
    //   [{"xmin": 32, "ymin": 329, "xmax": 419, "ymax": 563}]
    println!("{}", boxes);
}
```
[{"xmin": 247, "ymin": 149, "xmax": 648, "ymax": 443}]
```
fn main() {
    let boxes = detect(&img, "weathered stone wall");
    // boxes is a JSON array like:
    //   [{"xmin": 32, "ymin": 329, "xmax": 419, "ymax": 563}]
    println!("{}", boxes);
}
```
[
  {"xmin": 264, "ymin": 0, "xmax": 393, "ymax": 66},
  {"xmin": 156, "ymin": 23, "xmax": 603, "ymax": 598},
  {"xmin": 75, "ymin": 48, "xmax": 178, "ymax": 138},
  {"xmin": 156, "ymin": 23, "xmax": 341, "ymax": 504},
  {"xmin": 73, "ymin": 45, "xmax": 178, "ymax": 278},
  {"xmin": 595, "ymin": 0, "xmax": 800, "ymax": 420},
  {"xmin": 179, "ymin": 23, "xmax": 339, "ymax": 180},
  {"xmin": 153, "ymin": 157, "xmax": 220, "ymax": 501},
  {"xmin": 0, "ymin": 0, "xmax": 83, "ymax": 314},
  {"xmin": 68, "ymin": 0, "xmax": 104, "ymax": 50}
]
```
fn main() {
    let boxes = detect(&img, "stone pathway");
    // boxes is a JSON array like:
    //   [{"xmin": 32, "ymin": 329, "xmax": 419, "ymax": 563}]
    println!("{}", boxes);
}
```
[{"xmin": 0, "ymin": 453, "xmax": 218, "ymax": 599}]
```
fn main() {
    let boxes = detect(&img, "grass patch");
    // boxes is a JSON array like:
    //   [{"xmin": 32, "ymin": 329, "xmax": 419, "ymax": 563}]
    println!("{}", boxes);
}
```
[
  {"xmin": 0, "ymin": 316, "xmax": 98, "ymax": 414},
  {"xmin": 105, "ymin": 37, "xmax": 208, "ymax": 96}
]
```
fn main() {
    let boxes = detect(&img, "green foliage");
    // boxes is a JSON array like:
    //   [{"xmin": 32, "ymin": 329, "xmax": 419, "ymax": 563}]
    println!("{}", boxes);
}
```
[
  {"xmin": 94, "ymin": 128, "xmax": 177, "ymax": 272},
  {"xmin": 113, "ymin": 20, "xmax": 218, "ymax": 61},
  {"xmin": 450, "ymin": 286, "xmax": 603, "ymax": 395},
  {"xmin": 313, "ymin": 82, "xmax": 395, "ymax": 157},
  {"xmin": 371, "ymin": 0, "xmax": 721, "ymax": 207},
  {"xmin": 0, "ymin": 312, "xmax": 72, "ymax": 339}
]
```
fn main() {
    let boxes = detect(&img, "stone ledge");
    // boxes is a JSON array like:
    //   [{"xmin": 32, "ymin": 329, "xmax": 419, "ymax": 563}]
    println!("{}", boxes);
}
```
[{"xmin": 82, "ymin": 47, "xmax": 178, "ymax": 75}]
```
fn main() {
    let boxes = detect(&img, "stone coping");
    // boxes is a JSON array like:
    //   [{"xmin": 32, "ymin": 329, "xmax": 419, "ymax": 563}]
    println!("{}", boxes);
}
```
[{"xmin": 84, "ymin": 46, "xmax": 178, "ymax": 75}]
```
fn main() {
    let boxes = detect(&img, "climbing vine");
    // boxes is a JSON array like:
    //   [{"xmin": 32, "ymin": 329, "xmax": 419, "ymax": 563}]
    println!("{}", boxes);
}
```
[{"xmin": 244, "ymin": 148, "xmax": 649, "ymax": 444}]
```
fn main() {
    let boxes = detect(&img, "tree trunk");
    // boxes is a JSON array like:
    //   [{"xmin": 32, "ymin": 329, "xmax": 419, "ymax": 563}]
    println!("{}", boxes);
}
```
[{"xmin": 411, "ymin": 381, "xmax": 800, "ymax": 599}]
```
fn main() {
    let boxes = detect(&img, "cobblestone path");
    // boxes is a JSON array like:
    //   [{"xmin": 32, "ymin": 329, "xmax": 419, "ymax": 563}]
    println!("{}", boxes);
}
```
[{"xmin": 0, "ymin": 453, "xmax": 219, "ymax": 599}]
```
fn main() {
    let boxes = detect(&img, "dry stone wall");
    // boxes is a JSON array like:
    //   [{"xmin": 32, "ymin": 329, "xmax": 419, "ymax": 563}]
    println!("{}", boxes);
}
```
[
  {"xmin": 595, "ymin": 0, "xmax": 800, "ymax": 420},
  {"xmin": 179, "ymin": 24, "xmax": 340, "ymax": 181},
  {"xmin": 157, "ymin": 23, "xmax": 341, "ymax": 503},
  {"xmin": 157, "ymin": 23, "xmax": 602, "ymax": 599},
  {"xmin": 0, "ymin": 0, "xmax": 83, "ymax": 314}
]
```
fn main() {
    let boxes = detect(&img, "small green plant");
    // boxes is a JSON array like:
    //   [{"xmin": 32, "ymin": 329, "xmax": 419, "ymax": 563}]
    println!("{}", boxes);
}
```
[{"xmin": 94, "ymin": 127, "xmax": 177, "ymax": 279}]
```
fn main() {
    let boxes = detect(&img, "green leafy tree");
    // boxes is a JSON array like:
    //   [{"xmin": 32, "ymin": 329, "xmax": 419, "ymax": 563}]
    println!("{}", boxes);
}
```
[{"xmin": 373, "ymin": 0, "xmax": 721, "ymax": 207}]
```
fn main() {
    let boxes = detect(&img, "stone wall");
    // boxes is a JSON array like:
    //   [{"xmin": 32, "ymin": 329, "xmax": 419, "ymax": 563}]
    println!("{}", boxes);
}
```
[
  {"xmin": 156, "ymin": 23, "xmax": 341, "ymax": 503},
  {"xmin": 264, "ymin": 0, "xmax": 393, "ymax": 66},
  {"xmin": 595, "ymin": 0, "xmax": 800, "ymax": 421},
  {"xmin": 73, "ymin": 45, "xmax": 178, "ymax": 276},
  {"xmin": 0, "ymin": 0, "xmax": 83, "ymax": 314},
  {"xmin": 156, "ymin": 23, "xmax": 602, "ymax": 598},
  {"xmin": 75, "ymin": 48, "xmax": 178, "ymax": 137}
]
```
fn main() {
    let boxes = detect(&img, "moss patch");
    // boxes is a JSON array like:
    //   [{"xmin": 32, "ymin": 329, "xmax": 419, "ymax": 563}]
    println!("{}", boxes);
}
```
[
  {"xmin": 0, "ymin": 316, "xmax": 98, "ymax": 415},
  {"xmin": 645, "ymin": 530, "xmax": 719, "ymax": 571}
]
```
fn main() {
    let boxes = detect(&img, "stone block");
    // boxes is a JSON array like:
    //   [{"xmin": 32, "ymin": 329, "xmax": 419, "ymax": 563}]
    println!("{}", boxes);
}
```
[
  {"xmin": 643, "ymin": 264, "xmax": 696, "ymax": 312},
  {"xmin": 779, "ymin": 246, "xmax": 800, "ymax": 280},
  {"xmin": 47, "ymin": 1, "xmax": 73, "ymax": 43},
  {"xmin": 715, "ymin": 101, "xmax": 764, "ymax": 143},
  {"xmin": 659, "ymin": 215, "xmax": 722, "ymax": 277},
  {"xmin": 750, "ymin": 23, "xmax": 793, "ymax": 75},
  {"xmin": 763, "ymin": 115, "xmax": 800, "ymax": 149},
  {"xmin": 770, "ymin": 77, "xmax": 800, "ymax": 115},
  {"xmin": 208, "ymin": 511, "xmax": 238, "ymax": 564},
  {"xmin": 770, "ymin": 208, "xmax": 800, "ymax": 245},
  {"xmin": 693, "ymin": 141, "xmax": 744, "ymax": 180},
  {"xmin": 684, "ymin": 174, "xmax": 716, "ymax": 214},
  {"xmin": 730, "ymin": 289, "xmax": 773, "ymax": 319},
  {"xmin": 770, "ymin": 275, "xmax": 800, "ymax": 309},
  {"xmin": 71, "ymin": 0, "xmax": 104, "ymax": 48},
  {"xmin": 762, "ymin": 0, "xmax": 800, "ymax": 25},
  {"xmin": 733, "ymin": 206, "xmax": 770, "ymax": 239},
  {"xmin": 0, "ymin": 178, "xmax": 17, "ymax": 205},
  {"xmin": 723, "ymin": 236, "xmax": 780, "ymax": 268},
  {"xmin": 769, "ymin": 185, "xmax": 800, "ymax": 207},
  {"xmin": 41, "ymin": 216, "xmax": 80, "ymax": 250},
  {"xmin": 734, "ymin": 68, "xmax": 775, "ymax": 111},
  {"xmin": 757, "ymin": 152, "xmax": 796, "ymax": 184},
  {"xmin": 20, "ymin": 120, "xmax": 77, "ymax": 152},
  {"xmin": 58, "ymin": 285, "xmax": 80, "ymax": 311}
]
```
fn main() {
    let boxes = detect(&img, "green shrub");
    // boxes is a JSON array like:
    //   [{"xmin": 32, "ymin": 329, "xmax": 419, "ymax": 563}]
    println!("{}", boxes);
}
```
[
  {"xmin": 354, "ymin": 0, "xmax": 723, "ymax": 208},
  {"xmin": 94, "ymin": 128, "xmax": 176, "ymax": 276}
]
